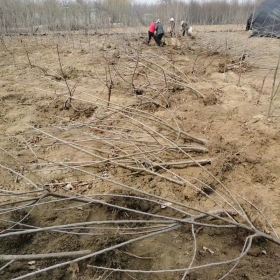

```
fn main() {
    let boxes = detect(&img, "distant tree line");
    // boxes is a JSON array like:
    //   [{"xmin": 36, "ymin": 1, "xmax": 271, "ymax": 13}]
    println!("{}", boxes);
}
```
[{"xmin": 0, "ymin": 0, "xmax": 261, "ymax": 34}]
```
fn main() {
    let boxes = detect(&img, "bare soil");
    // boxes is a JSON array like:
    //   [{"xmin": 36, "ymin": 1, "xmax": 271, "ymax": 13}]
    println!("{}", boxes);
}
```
[{"xmin": 0, "ymin": 26, "xmax": 280, "ymax": 279}]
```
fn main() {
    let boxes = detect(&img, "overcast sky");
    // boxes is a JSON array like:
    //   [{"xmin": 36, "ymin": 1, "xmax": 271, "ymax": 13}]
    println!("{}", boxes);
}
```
[
  {"xmin": 133, "ymin": 0, "xmax": 193, "ymax": 4},
  {"xmin": 133, "ymin": 0, "xmax": 252, "ymax": 3},
  {"xmin": 134, "ymin": 0, "xmax": 158, "ymax": 3}
]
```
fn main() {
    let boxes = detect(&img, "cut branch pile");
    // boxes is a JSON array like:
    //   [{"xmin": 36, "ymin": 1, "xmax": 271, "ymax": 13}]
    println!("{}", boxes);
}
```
[{"xmin": 1, "ymin": 96, "xmax": 279, "ymax": 279}]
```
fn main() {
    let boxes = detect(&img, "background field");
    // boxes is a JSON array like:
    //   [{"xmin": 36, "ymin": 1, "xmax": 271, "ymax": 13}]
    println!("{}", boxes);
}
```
[{"xmin": 1, "ymin": 16, "xmax": 280, "ymax": 280}]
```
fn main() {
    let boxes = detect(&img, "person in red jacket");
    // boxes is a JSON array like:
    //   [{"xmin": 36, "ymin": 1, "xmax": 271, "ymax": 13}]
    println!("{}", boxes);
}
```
[{"xmin": 147, "ymin": 21, "xmax": 156, "ymax": 45}]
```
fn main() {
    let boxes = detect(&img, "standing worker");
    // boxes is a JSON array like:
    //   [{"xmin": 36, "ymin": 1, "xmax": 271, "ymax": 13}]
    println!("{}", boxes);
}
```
[
  {"xmin": 181, "ymin": 20, "xmax": 189, "ymax": 36},
  {"xmin": 169, "ymin": 18, "xmax": 175, "ymax": 37},
  {"xmin": 147, "ymin": 20, "xmax": 156, "ymax": 45},
  {"xmin": 155, "ymin": 19, "xmax": 165, "ymax": 46},
  {"xmin": 246, "ymin": 13, "xmax": 253, "ymax": 31}
]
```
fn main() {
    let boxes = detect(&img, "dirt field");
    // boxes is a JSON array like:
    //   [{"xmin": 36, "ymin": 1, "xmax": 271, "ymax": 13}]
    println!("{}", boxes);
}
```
[{"xmin": 0, "ymin": 25, "xmax": 280, "ymax": 279}]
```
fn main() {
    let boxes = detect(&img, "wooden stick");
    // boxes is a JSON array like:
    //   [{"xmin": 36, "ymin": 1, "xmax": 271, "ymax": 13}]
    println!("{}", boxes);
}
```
[{"xmin": 0, "ymin": 250, "xmax": 92, "ymax": 261}]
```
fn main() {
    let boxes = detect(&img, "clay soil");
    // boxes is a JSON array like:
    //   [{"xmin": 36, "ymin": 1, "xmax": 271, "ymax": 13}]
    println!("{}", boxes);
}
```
[{"xmin": 0, "ymin": 25, "xmax": 280, "ymax": 279}]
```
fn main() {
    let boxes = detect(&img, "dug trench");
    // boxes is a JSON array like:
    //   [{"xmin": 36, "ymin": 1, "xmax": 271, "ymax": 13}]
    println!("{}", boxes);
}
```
[{"xmin": 0, "ymin": 192, "xmax": 279, "ymax": 280}]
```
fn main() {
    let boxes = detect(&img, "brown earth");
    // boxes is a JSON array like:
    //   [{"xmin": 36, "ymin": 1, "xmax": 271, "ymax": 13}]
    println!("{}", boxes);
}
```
[{"xmin": 0, "ymin": 25, "xmax": 280, "ymax": 279}]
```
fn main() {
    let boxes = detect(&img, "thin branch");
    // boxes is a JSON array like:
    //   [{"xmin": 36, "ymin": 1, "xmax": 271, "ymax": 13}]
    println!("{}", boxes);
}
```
[{"xmin": 0, "ymin": 250, "xmax": 92, "ymax": 261}]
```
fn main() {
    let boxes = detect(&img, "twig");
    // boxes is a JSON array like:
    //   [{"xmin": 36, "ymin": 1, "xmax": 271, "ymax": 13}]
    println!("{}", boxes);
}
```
[
  {"xmin": 56, "ymin": 44, "xmax": 77, "ymax": 109},
  {"xmin": 0, "ymin": 250, "xmax": 92, "ymax": 261},
  {"xmin": 268, "ymin": 48, "xmax": 280, "ymax": 116},
  {"xmin": 0, "ymin": 260, "xmax": 14, "ymax": 272},
  {"xmin": 121, "ymin": 251, "xmax": 154, "ymax": 260},
  {"xmin": 181, "ymin": 224, "xmax": 197, "ymax": 280}
]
